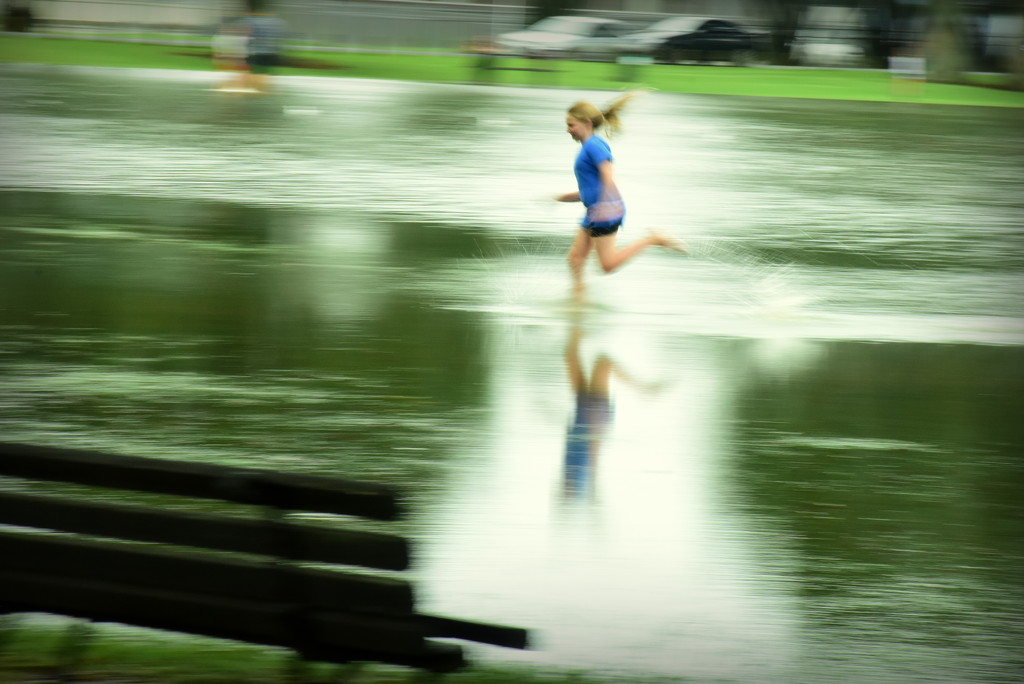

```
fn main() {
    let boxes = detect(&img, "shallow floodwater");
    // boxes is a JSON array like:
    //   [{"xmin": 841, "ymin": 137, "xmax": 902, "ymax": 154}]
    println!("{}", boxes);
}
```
[{"xmin": 1, "ymin": 65, "xmax": 1023, "ymax": 683}]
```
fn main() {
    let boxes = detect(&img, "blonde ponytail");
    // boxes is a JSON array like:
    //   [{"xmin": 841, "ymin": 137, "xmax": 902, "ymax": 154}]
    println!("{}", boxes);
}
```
[
  {"xmin": 566, "ymin": 90, "xmax": 641, "ymax": 138},
  {"xmin": 600, "ymin": 91, "xmax": 638, "ymax": 137}
]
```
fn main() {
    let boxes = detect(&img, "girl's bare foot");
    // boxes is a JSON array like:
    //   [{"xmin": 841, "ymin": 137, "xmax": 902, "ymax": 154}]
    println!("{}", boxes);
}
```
[{"xmin": 649, "ymin": 230, "xmax": 687, "ymax": 253}]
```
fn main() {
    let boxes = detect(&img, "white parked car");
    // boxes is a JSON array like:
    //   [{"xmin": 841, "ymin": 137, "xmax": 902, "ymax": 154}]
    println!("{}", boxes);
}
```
[
  {"xmin": 495, "ymin": 16, "xmax": 632, "ymax": 60},
  {"xmin": 789, "ymin": 30, "xmax": 866, "ymax": 66},
  {"xmin": 789, "ymin": 6, "xmax": 868, "ymax": 67}
]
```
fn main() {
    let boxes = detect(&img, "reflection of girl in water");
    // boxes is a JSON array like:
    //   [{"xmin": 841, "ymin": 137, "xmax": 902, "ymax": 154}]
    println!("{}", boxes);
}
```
[
  {"xmin": 563, "ymin": 324, "xmax": 665, "ymax": 500},
  {"xmin": 564, "ymin": 328, "xmax": 614, "ymax": 500}
]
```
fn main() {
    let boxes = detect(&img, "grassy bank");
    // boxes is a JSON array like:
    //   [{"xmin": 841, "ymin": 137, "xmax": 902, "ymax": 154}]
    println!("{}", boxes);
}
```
[
  {"xmin": 1, "ymin": 619, "xmax": 671, "ymax": 684},
  {"xmin": 2, "ymin": 34, "xmax": 1024, "ymax": 107}
]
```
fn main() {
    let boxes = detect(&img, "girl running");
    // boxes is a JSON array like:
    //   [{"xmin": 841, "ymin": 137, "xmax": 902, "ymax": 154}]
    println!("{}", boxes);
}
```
[{"xmin": 555, "ymin": 93, "xmax": 684, "ymax": 295}]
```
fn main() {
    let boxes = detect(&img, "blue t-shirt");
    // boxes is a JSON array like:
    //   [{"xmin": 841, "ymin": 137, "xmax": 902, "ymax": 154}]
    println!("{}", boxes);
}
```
[
  {"xmin": 574, "ymin": 135, "xmax": 613, "ymax": 207},
  {"xmin": 574, "ymin": 135, "xmax": 624, "ymax": 228}
]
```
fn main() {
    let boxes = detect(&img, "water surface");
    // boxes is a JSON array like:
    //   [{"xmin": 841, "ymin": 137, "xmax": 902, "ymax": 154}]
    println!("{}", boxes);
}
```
[{"xmin": 1, "ymin": 65, "xmax": 1022, "ymax": 683}]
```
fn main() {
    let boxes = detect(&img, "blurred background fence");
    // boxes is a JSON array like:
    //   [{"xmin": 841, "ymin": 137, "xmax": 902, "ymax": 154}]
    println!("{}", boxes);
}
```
[
  {"xmin": 0, "ymin": 0, "xmax": 761, "ymax": 50},
  {"xmin": 2, "ymin": 0, "xmax": 553, "ymax": 49},
  {"xmin": 1, "ymin": 0, "xmax": 1021, "ymax": 72}
]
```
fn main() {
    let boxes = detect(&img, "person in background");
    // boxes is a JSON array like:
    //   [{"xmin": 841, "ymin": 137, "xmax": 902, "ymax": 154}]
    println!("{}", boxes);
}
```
[
  {"xmin": 212, "ymin": 19, "xmax": 250, "ymax": 91},
  {"xmin": 239, "ymin": 1, "xmax": 287, "ymax": 94}
]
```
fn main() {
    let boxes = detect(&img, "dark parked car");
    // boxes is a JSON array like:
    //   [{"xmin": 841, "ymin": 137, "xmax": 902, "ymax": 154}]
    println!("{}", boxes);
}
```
[
  {"xmin": 495, "ymin": 16, "xmax": 632, "ymax": 61},
  {"xmin": 644, "ymin": 18, "xmax": 766, "ymax": 65}
]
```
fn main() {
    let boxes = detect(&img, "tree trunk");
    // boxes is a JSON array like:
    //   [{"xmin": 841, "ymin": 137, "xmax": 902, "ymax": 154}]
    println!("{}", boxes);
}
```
[
  {"xmin": 1009, "ymin": 16, "xmax": 1024, "ymax": 91},
  {"xmin": 762, "ymin": 0, "xmax": 805, "ymax": 66},
  {"xmin": 925, "ymin": 0, "xmax": 969, "ymax": 84}
]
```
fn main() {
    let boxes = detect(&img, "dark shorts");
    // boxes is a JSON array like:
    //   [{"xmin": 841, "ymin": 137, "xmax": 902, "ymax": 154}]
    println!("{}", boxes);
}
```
[
  {"xmin": 247, "ymin": 53, "xmax": 280, "ymax": 73},
  {"xmin": 581, "ymin": 200, "xmax": 624, "ymax": 237},
  {"xmin": 582, "ymin": 221, "xmax": 621, "ymax": 238}
]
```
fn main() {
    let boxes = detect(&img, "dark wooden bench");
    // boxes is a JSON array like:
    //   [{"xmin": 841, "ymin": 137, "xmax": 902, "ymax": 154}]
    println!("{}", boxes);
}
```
[{"xmin": 0, "ymin": 442, "xmax": 529, "ymax": 679}]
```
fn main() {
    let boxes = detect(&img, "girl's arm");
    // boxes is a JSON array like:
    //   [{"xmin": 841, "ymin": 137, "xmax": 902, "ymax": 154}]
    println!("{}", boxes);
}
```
[
  {"xmin": 597, "ymin": 160, "xmax": 619, "ymax": 201},
  {"xmin": 553, "ymin": 159, "xmax": 618, "ymax": 205},
  {"xmin": 586, "ymin": 160, "xmax": 623, "ymax": 223}
]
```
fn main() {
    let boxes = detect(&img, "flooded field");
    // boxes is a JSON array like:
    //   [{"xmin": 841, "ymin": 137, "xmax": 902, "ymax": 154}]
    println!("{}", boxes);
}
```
[{"xmin": 1, "ymin": 65, "xmax": 1023, "ymax": 683}]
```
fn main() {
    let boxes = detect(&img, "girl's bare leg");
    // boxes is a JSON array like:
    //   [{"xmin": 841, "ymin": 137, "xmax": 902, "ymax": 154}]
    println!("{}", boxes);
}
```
[
  {"xmin": 567, "ymin": 229, "xmax": 594, "ymax": 296},
  {"xmin": 592, "ymin": 230, "xmax": 685, "ymax": 273},
  {"xmin": 565, "ymin": 325, "xmax": 586, "ymax": 394},
  {"xmin": 589, "ymin": 356, "xmax": 614, "ymax": 396}
]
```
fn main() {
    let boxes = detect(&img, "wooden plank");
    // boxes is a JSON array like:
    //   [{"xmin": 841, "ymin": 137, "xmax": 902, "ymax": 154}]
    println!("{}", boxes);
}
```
[
  {"xmin": 416, "ymin": 614, "xmax": 530, "ymax": 650},
  {"xmin": 0, "ymin": 491, "xmax": 410, "ymax": 570},
  {"xmin": 0, "ymin": 571, "xmax": 452, "ymax": 662},
  {"xmin": 0, "ymin": 442, "xmax": 532, "ymax": 670},
  {"xmin": 0, "ymin": 531, "xmax": 415, "ymax": 614},
  {"xmin": 0, "ymin": 442, "xmax": 402, "ymax": 520},
  {"xmin": 0, "ymin": 532, "xmax": 529, "ymax": 651}
]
